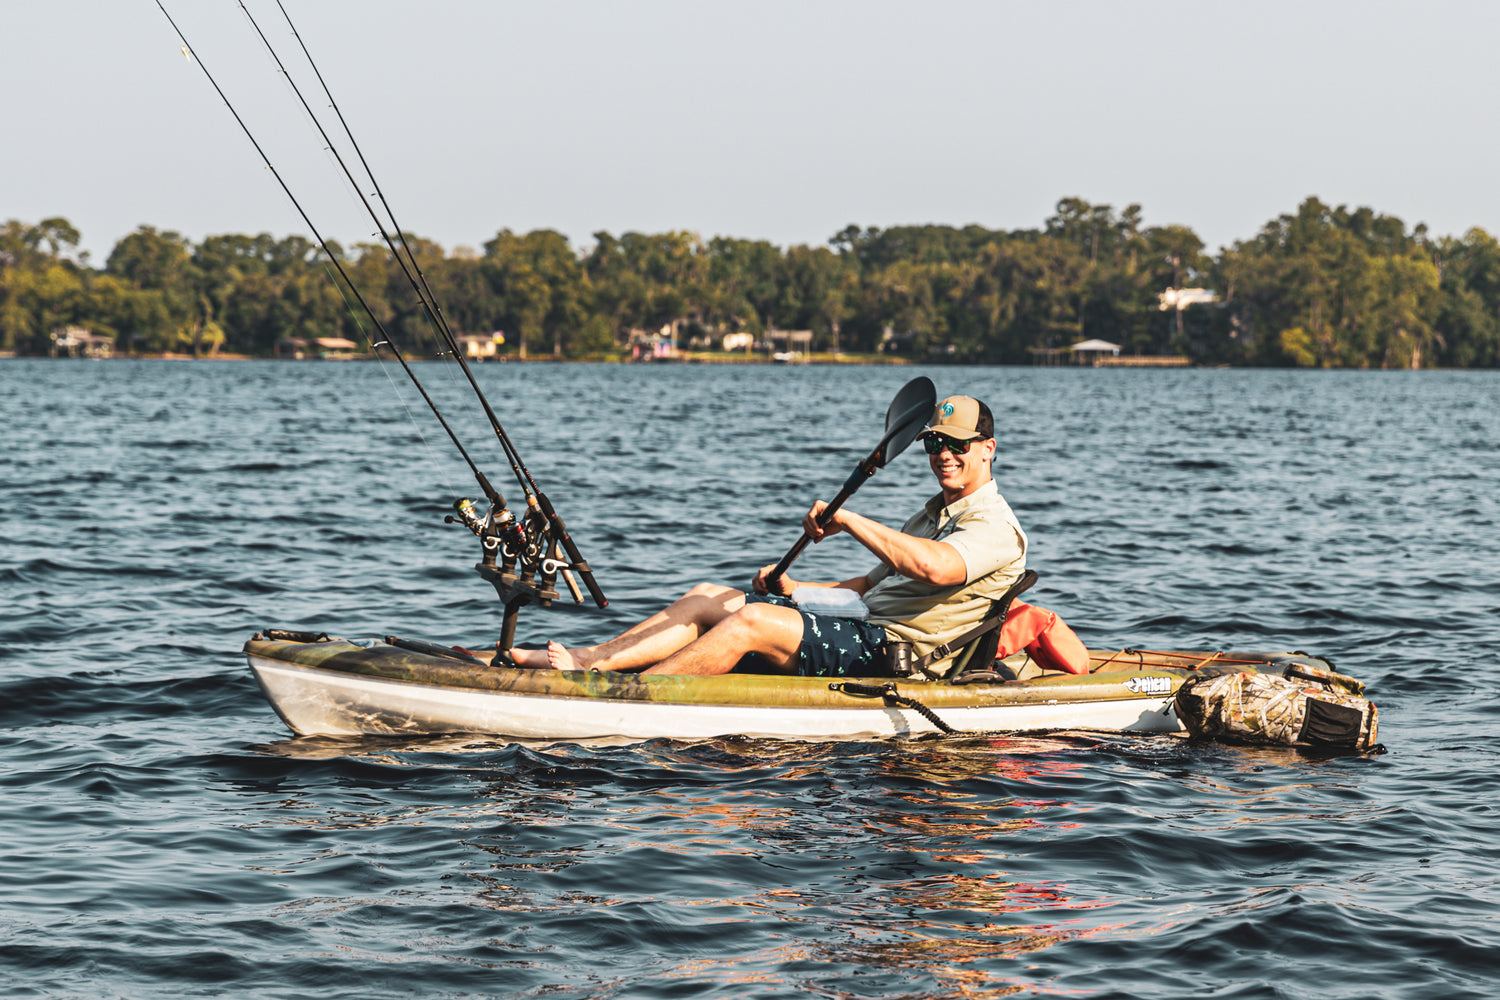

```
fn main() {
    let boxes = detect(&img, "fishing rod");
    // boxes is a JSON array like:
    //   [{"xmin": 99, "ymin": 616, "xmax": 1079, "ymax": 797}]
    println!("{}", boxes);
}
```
[
  {"xmin": 268, "ymin": 0, "xmax": 467, "ymax": 401},
  {"xmin": 244, "ymin": 0, "xmax": 606, "ymax": 612},
  {"xmin": 152, "ymin": 0, "xmax": 505, "ymax": 513},
  {"xmin": 263, "ymin": 0, "xmax": 550, "ymax": 513},
  {"xmin": 237, "ymin": 2, "xmax": 530, "ymax": 491},
  {"xmin": 158, "ymin": 1, "xmax": 606, "ymax": 631}
]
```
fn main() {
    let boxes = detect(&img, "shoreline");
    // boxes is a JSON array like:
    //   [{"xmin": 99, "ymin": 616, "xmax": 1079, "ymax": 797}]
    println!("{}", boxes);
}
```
[
  {"xmin": 7, "ymin": 352, "xmax": 1485, "ymax": 371},
  {"xmin": 2, "ymin": 350, "xmax": 913, "ymax": 365}
]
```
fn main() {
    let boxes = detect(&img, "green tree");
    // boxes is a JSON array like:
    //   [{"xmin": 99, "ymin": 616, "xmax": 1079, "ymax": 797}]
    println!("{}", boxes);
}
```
[
  {"xmin": 1216, "ymin": 198, "xmax": 1435, "ymax": 367},
  {"xmin": 1, "ymin": 218, "xmax": 94, "ymax": 351},
  {"xmin": 105, "ymin": 226, "xmax": 195, "ymax": 352},
  {"xmin": 706, "ymin": 237, "xmax": 782, "ymax": 333},
  {"xmin": 585, "ymin": 230, "xmax": 704, "ymax": 340},
  {"xmin": 782, "ymin": 244, "xmax": 855, "ymax": 351},
  {"xmin": 484, "ymin": 229, "xmax": 593, "ymax": 358},
  {"xmin": 1431, "ymin": 228, "xmax": 1500, "ymax": 367},
  {"xmin": 1045, "ymin": 198, "xmax": 1144, "ymax": 268}
]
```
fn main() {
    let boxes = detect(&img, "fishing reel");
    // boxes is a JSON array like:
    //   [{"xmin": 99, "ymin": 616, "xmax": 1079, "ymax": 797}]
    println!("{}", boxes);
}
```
[
  {"xmin": 447, "ymin": 493, "xmax": 605, "ymax": 650},
  {"xmin": 447, "ymin": 497, "xmax": 523, "ymax": 561},
  {"xmin": 446, "ymin": 497, "xmax": 584, "ymax": 609}
]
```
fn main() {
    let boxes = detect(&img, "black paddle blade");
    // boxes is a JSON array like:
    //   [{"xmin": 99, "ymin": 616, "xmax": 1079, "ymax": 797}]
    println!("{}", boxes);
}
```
[{"xmin": 875, "ymin": 376, "xmax": 937, "ymax": 467}]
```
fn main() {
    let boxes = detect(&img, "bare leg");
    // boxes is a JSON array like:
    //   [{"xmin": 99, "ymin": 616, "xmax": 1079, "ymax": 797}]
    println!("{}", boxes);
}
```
[
  {"xmin": 508, "ymin": 582, "xmax": 747, "ymax": 671},
  {"xmin": 644, "ymin": 600, "xmax": 805, "ymax": 676}
]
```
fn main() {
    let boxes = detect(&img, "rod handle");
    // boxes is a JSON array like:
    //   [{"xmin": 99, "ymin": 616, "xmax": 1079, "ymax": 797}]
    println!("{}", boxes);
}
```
[{"xmin": 536, "ymin": 492, "xmax": 608, "ymax": 608}]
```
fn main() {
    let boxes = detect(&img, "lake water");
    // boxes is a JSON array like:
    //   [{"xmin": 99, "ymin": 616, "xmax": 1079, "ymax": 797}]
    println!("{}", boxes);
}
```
[{"xmin": 3, "ymin": 359, "xmax": 1497, "ymax": 999}]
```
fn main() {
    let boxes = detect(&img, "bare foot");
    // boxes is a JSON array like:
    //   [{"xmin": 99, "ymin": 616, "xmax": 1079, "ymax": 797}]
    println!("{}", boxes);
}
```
[
  {"xmin": 546, "ymin": 641, "xmax": 582, "ymax": 671},
  {"xmin": 507, "ymin": 646, "xmax": 551, "ymax": 669}
]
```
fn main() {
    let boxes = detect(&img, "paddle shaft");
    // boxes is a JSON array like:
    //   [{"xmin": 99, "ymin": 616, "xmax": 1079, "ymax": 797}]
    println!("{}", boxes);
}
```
[{"xmin": 765, "ymin": 461, "xmax": 877, "ymax": 588}]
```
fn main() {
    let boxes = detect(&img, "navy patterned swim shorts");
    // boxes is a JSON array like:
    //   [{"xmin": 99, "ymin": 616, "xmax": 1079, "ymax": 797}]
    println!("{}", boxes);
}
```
[{"xmin": 745, "ymin": 593, "xmax": 892, "ymax": 678}]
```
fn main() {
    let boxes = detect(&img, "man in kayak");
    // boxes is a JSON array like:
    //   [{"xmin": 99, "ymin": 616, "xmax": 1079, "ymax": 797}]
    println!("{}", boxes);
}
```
[{"xmin": 508, "ymin": 395, "xmax": 1027, "ymax": 677}]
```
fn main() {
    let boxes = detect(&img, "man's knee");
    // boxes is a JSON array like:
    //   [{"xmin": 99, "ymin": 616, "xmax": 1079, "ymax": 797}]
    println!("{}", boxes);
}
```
[
  {"xmin": 684, "ymin": 582, "xmax": 736, "ymax": 600},
  {"xmin": 728, "ymin": 601, "xmax": 800, "ymax": 640},
  {"xmin": 677, "ymin": 582, "xmax": 746, "ymax": 628}
]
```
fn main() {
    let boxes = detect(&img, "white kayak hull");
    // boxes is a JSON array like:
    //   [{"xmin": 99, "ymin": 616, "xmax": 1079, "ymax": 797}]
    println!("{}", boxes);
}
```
[{"xmin": 245, "ymin": 646, "xmax": 1192, "ymax": 741}]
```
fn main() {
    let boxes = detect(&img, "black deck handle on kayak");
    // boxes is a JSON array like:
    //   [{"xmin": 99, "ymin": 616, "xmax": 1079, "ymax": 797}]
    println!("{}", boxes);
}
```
[{"xmin": 384, "ymin": 635, "xmax": 486, "ymax": 665}]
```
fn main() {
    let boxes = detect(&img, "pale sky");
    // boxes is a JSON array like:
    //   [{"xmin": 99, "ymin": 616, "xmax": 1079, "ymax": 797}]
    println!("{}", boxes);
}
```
[{"xmin": 7, "ymin": 0, "xmax": 1498, "ymax": 265}]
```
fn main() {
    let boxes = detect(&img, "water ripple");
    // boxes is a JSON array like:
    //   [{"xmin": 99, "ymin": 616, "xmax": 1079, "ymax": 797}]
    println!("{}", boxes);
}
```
[{"xmin": 2, "ymin": 362, "xmax": 1498, "ymax": 997}]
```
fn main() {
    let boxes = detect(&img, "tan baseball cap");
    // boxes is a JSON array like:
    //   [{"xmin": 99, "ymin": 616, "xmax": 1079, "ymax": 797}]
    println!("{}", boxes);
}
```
[{"xmin": 925, "ymin": 396, "xmax": 990, "ymax": 440}]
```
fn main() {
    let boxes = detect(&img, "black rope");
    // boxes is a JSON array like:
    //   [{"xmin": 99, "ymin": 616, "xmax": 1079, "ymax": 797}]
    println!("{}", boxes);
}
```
[{"xmin": 830, "ymin": 682, "xmax": 956, "ymax": 735}]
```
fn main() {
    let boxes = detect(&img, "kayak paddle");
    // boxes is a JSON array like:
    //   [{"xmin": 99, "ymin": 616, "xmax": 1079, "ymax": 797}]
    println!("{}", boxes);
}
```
[{"xmin": 763, "ymin": 375, "xmax": 936, "ymax": 589}]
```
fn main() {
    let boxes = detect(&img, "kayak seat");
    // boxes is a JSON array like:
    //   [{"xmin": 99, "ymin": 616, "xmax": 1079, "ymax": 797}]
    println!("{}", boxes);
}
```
[
  {"xmin": 943, "ymin": 570, "xmax": 1040, "ymax": 684},
  {"xmin": 989, "ymin": 653, "xmax": 1070, "ymax": 682}
]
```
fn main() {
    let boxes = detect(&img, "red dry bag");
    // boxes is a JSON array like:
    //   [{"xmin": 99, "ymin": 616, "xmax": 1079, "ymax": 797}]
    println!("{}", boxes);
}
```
[{"xmin": 996, "ymin": 601, "xmax": 1091, "ymax": 674}]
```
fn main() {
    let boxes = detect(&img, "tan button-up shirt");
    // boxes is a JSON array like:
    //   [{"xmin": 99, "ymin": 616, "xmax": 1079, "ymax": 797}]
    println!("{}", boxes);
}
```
[{"xmin": 863, "ymin": 480, "xmax": 1028, "ymax": 675}]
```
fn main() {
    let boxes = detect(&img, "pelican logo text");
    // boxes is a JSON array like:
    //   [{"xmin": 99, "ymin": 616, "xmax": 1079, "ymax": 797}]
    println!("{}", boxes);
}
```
[{"xmin": 1125, "ymin": 676, "xmax": 1173, "ymax": 696}]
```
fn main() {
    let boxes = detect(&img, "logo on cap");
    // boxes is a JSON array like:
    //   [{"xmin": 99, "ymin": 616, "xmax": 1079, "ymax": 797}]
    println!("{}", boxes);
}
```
[{"xmin": 940, "ymin": 402, "xmax": 955, "ymax": 418}]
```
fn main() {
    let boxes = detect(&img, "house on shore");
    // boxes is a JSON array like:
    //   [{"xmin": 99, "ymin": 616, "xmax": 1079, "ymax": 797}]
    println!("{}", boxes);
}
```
[
  {"xmin": 628, "ymin": 325, "xmax": 679, "ymax": 361},
  {"xmin": 275, "ymin": 336, "xmax": 361, "ymax": 359},
  {"xmin": 1030, "ymin": 338, "xmax": 1121, "ymax": 366},
  {"xmin": 765, "ymin": 328, "xmax": 812, "ymax": 362},
  {"xmin": 1029, "ymin": 338, "xmax": 1190, "ymax": 367},
  {"xmin": 458, "ymin": 332, "xmax": 506, "ymax": 360},
  {"xmin": 50, "ymin": 326, "xmax": 114, "ymax": 358},
  {"xmin": 1070, "ymin": 338, "xmax": 1123, "ymax": 364}
]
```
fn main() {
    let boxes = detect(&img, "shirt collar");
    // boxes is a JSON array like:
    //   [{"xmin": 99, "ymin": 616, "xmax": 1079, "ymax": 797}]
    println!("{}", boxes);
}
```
[{"xmin": 923, "ymin": 478, "xmax": 998, "ymax": 523}]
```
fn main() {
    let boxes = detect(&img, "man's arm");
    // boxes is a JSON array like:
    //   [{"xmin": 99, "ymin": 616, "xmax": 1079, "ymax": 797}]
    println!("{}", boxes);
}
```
[{"xmin": 804, "ymin": 502, "xmax": 967, "ymax": 587}]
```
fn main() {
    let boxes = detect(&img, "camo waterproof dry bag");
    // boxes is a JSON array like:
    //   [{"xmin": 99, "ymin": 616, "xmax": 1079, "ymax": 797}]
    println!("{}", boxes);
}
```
[{"xmin": 1174, "ymin": 669, "xmax": 1379, "ymax": 752}]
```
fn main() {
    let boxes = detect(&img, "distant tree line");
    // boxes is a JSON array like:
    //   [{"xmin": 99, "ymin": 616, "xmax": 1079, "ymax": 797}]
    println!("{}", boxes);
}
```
[{"xmin": 3, "ymin": 197, "xmax": 1498, "ymax": 367}]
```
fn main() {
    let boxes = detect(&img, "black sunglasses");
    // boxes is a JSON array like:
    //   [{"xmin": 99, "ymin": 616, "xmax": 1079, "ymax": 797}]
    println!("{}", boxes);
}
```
[{"xmin": 922, "ymin": 434, "xmax": 973, "ymax": 455}]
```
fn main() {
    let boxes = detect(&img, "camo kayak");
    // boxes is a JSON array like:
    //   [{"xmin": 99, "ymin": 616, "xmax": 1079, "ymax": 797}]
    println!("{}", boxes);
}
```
[{"xmin": 243, "ymin": 631, "xmax": 1338, "ymax": 741}]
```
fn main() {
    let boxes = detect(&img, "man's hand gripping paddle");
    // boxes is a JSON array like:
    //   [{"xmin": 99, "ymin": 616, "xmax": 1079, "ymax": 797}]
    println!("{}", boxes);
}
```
[{"xmin": 763, "ymin": 376, "xmax": 937, "ymax": 590}]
